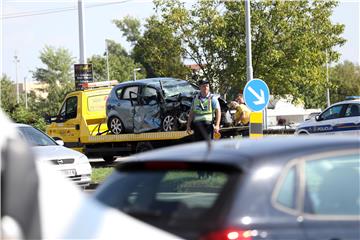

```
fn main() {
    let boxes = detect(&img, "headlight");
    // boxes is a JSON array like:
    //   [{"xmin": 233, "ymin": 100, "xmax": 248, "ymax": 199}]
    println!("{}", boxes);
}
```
[{"xmin": 78, "ymin": 154, "xmax": 89, "ymax": 164}]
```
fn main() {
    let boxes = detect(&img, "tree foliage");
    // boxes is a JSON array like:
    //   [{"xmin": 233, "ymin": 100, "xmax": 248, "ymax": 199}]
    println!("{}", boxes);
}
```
[
  {"xmin": 153, "ymin": 0, "xmax": 345, "ymax": 105},
  {"xmin": 114, "ymin": 15, "xmax": 191, "ymax": 79},
  {"xmin": 113, "ymin": 16, "xmax": 141, "ymax": 45},
  {"xmin": 330, "ymin": 61, "xmax": 360, "ymax": 104},
  {"xmin": 88, "ymin": 40, "xmax": 143, "ymax": 82},
  {"xmin": 32, "ymin": 45, "xmax": 75, "ymax": 116},
  {"xmin": 0, "ymin": 74, "xmax": 17, "ymax": 115}
]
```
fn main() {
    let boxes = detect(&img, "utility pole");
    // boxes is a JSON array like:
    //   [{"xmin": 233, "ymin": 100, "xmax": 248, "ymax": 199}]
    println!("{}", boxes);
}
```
[
  {"xmin": 245, "ymin": 0, "xmax": 253, "ymax": 82},
  {"xmin": 326, "ymin": 50, "xmax": 331, "ymax": 107},
  {"xmin": 105, "ymin": 40, "xmax": 110, "ymax": 82},
  {"xmin": 24, "ymin": 77, "xmax": 28, "ymax": 109},
  {"xmin": 78, "ymin": 0, "xmax": 86, "ymax": 64},
  {"xmin": 14, "ymin": 55, "xmax": 20, "ymax": 104},
  {"xmin": 133, "ymin": 68, "xmax": 141, "ymax": 81},
  {"xmin": 245, "ymin": 0, "xmax": 266, "ymax": 134}
]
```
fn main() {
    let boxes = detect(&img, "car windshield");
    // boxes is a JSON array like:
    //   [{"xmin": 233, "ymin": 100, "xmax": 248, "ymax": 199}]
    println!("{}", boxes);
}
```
[
  {"xmin": 18, "ymin": 126, "xmax": 57, "ymax": 146},
  {"xmin": 161, "ymin": 81, "xmax": 198, "ymax": 97},
  {"xmin": 95, "ymin": 167, "xmax": 234, "ymax": 231}
]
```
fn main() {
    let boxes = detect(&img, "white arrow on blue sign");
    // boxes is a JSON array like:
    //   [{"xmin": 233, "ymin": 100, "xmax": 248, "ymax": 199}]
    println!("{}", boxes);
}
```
[{"xmin": 243, "ymin": 79, "xmax": 270, "ymax": 112}]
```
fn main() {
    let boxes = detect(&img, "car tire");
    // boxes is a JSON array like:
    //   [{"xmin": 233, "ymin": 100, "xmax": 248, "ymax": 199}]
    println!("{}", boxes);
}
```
[
  {"xmin": 136, "ymin": 142, "xmax": 153, "ymax": 153},
  {"xmin": 162, "ymin": 114, "xmax": 178, "ymax": 132},
  {"xmin": 108, "ymin": 116, "xmax": 124, "ymax": 135},
  {"xmin": 103, "ymin": 156, "xmax": 116, "ymax": 163},
  {"xmin": 298, "ymin": 131, "xmax": 309, "ymax": 135}
]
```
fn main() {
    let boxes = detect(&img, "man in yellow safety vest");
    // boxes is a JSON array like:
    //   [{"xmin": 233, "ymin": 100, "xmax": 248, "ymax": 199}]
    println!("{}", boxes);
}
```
[{"xmin": 186, "ymin": 79, "xmax": 221, "ymax": 141}]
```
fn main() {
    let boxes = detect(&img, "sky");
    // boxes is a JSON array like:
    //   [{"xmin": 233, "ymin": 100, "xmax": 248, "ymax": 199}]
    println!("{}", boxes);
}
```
[{"xmin": 1, "ymin": 0, "xmax": 359, "ymax": 84}]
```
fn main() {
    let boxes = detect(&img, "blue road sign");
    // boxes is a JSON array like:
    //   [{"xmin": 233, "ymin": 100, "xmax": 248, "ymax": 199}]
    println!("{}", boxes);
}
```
[{"xmin": 244, "ymin": 79, "xmax": 270, "ymax": 112}]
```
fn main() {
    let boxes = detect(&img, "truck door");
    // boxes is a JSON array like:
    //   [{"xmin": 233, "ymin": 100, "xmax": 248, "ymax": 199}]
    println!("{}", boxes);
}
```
[
  {"xmin": 54, "ymin": 96, "xmax": 79, "ymax": 146},
  {"xmin": 133, "ymin": 86, "xmax": 161, "ymax": 133}
]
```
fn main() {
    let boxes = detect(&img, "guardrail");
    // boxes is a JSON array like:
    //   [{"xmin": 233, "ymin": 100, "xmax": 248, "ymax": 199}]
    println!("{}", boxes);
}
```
[{"xmin": 264, "ymin": 128, "xmax": 296, "ymax": 135}]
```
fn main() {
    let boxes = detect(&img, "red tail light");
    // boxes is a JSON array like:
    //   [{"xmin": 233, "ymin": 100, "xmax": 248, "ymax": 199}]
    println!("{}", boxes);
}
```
[{"xmin": 201, "ymin": 228, "xmax": 253, "ymax": 240}]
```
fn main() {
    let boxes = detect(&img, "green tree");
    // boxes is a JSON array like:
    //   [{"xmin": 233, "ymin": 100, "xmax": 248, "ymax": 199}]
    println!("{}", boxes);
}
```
[
  {"xmin": 114, "ymin": 15, "xmax": 191, "ymax": 78},
  {"xmin": 330, "ymin": 61, "xmax": 360, "ymax": 104},
  {"xmin": 88, "ymin": 40, "xmax": 143, "ymax": 82},
  {"xmin": 32, "ymin": 45, "xmax": 75, "ymax": 116},
  {"xmin": 0, "ymin": 74, "xmax": 17, "ymax": 115},
  {"xmin": 154, "ymin": 0, "xmax": 345, "ymax": 105},
  {"xmin": 113, "ymin": 16, "xmax": 141, "ymax": 45}
]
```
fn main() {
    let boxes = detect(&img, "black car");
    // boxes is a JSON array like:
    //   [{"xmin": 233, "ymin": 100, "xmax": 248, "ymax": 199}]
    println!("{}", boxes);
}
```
[
  {"xmin": 106, "ymin": 77, "xmax": 230, "ymax": 134},
  {"xmin": 93, "ymin": 136, "xmax": 360, "ymax": 240}
]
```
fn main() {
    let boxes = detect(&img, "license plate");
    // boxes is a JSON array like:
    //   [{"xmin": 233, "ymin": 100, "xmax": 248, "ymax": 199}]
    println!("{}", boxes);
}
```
[{"xmin": 60, "ymin": 169, "xmax": 76, "ymax": 177}]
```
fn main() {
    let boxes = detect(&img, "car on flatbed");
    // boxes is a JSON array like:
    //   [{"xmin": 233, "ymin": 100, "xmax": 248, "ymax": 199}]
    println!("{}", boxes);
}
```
[{"xmin": 106, "ymin": 77, "xmax": 231, "ymax": 134}]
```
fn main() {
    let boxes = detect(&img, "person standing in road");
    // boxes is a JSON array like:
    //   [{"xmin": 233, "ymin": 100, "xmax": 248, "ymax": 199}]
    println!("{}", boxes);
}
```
[{"xmin": 186, "ymin": 79, "xmax": 221, "ymax": 142}]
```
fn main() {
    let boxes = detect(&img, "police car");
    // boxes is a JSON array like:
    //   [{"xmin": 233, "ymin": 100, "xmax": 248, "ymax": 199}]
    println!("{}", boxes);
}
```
[{"xmin": 296, "ymin": 99, "xmax": 360, "ymax": 135}]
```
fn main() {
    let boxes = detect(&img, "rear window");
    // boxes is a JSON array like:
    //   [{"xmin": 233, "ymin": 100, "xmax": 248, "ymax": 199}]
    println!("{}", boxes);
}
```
[
  {"xmin": 87, "ymin": 94, "xmax": 108, "ymax": 112},
  {"xmin": 95, "ymin": 164, "xmax": 236, "ymax": 228}
]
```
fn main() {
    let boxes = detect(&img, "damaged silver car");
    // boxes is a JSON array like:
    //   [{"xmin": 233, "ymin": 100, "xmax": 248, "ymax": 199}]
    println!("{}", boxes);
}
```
[{"xmin": 106, "ymin": 78, "xmax": 230, "ymax": 134}]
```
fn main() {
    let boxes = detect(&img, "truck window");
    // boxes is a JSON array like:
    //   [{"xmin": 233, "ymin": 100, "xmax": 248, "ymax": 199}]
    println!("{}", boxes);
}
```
[
  {"xmin": 59, "ymin": 96, "xmax": 78, "ymax": 121},
  {"xmin": 88, "ymin": 94, "xmax": 108, "ymax": 112}
]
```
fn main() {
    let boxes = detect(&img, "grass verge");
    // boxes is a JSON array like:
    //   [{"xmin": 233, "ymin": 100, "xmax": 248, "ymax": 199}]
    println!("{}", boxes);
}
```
[{"xmin": 91, "ymin": 167, "xmax": 114, "ymax": 184}]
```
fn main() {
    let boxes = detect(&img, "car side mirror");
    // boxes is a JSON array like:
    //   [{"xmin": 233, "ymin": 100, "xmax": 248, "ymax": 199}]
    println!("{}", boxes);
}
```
[
  {"xmin": 45, "ymin": 115, "xmax": 57, "ymax": 124},
  {"xmin": 56, "ymin": 115, "xmax": 65, "ymax": 123},
  {"xmin": 55, "ymin": 139, "xmax": 64, "ymax": 146},
  {"xmin": 315, "ymin": 115, "xmax": 321, "ymax": 121}
]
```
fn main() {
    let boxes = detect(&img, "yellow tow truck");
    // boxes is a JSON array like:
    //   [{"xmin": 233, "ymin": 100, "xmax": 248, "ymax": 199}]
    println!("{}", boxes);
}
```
[{"xmin": 46, "ymin": 81, "xmax": 191, "ymax": 162}]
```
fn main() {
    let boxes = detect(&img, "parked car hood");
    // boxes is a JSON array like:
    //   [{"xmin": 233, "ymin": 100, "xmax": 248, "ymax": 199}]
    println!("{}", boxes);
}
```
[{"xmin": 32, "ymin": 145, "xmax": 83, "ymax": 161}]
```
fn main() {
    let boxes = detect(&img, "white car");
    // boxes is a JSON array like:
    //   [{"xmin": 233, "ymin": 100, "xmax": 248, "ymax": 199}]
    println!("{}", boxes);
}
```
[
  {"xmin": 296, "ymin": 99, "xmax": 360, "ymax": 135},
  {"xmin": 16, "ymin": 124, "xmax": 92, "ymax": 187}
]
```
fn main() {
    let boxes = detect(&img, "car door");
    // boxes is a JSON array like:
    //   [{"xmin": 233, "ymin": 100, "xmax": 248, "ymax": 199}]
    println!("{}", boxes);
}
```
[
  {"xmin": 301, "ymin": 150, "xmax": 360, "ymax": 240},
  {"xmin": 116, "ymin": 86, "xmax": 139, "ymax": 131},
  {"xmin": 133, "ymin": 86, "xmax": 161, "ymax": 133},
  {"xmin": 312, "ymin": 104, "xmax": 346, "ymax": 135},
  {"xmin": 336, "ymin": 103, "xmax": 360, "ymax": 135},
  {"xmin": 54, "ymin": 96, "xmax": 79, "ymax": 146}
]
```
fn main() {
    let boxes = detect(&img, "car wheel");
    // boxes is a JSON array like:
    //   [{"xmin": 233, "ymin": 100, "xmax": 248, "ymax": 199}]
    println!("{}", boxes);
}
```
[
  {"xmin": 162, "ymin": 114, "xmax": 178, "ymax": 132},
  {"xmin": 299, "ymin": 131, "xmax": 309, "ymax": 135},
  {"xmin": 108, "ymin": 116, "xmax": 124, "ymax": 134},
  {"xmin": 103, "ymin": 156, "xmax": 116, "ymax": 163},
  {"xmin": 136, "ymin": 142, "xmax": 153, "ymax": 153}
]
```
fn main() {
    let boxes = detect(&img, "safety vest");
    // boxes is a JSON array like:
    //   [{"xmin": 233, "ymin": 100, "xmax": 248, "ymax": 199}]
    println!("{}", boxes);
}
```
[{"xmin": 192, "ymin": 94, "xmax": 213, "ymax": 122}]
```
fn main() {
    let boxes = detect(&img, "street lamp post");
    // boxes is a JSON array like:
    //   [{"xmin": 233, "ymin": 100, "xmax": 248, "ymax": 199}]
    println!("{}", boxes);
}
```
[
  {"xmin": 78, "ymin": 0, "xmax": 86, "ymax": 64},
  {"xmin": 133, "ymin": 68, "xmax": 141, "ymax": 81},
  {"xmin": 24, "ymin": 77, "xmax": 28, "ymax": 109},
  {"xmin": 105, "ymin": 40, "xmax": 110, "ymax": 82},
  {"xmin": 326, "ymin": 50, "xmax": 331, "ymax": 107},
  {"xmin": 14, "ymin": 55, "xmax": 20, "ymax": 104}
]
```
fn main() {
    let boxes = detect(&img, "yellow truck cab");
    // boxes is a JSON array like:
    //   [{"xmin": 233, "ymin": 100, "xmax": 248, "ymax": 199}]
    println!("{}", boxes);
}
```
[{"xmin": 46, "ymin": 81, "xmax": 191, "ymax": 162}]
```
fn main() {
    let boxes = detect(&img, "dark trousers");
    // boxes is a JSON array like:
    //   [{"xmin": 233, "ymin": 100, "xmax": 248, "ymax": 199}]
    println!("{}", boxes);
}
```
[
  {"xmin": 192, "ymin": 121, "xmax": 213, "ymax": 178},
  {"xmin": 192, "ymin": 121, "xmax": 213, "ymax": 142}
]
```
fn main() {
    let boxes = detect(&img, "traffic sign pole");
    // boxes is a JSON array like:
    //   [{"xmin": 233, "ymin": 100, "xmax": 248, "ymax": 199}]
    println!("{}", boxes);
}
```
[
  {"xmin": 250, "ymin": 112, "xmax": 263, "ymax": 139},
  {"xmin": 243, "ymin": 79, "xmax": 270, "ymax": 139}
]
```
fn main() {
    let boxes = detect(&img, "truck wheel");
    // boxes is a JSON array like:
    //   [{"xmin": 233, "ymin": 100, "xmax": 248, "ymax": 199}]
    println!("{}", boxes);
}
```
[
  {"xmin": 136, "ymin": 142, "xmax": 153, "ymax": 153},
  {"xmin": 162, "ymin": 115, "xmax": 178, "ymax": 132},
  {"xmin": 108, "ymin": 116, "xmax": 124, "ymax": 134},
  {"xmin": 103, "ymin": 156, "xmax": 116, "ymax": 163}
]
